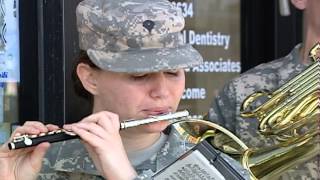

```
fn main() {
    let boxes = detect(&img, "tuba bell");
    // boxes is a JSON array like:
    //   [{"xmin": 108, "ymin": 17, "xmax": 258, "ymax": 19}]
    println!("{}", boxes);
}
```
[
  {"xmin": 171, "ymin": 116, "xmax": 319, "ymax": 180},
  {"xmin": 172, "ymin": 43, "xmax": 320, "ymax": 179}
]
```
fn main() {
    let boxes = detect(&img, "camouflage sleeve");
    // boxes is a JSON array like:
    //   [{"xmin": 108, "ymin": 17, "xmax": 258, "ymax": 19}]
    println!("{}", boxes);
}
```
[
  {"xmin": 38, "ymin": 171, "xmax": 71, "ymax": 180},
  {"xmin": 38, "ymin": 171, "xmax": 105, "ymax": 180},
  {"xmin": 37, "ymin": 142, "xmax": 73, "ymax": 180},
  {"xmin": 207, "ymin": 80, "xmax": 238, "ymax": 133}
]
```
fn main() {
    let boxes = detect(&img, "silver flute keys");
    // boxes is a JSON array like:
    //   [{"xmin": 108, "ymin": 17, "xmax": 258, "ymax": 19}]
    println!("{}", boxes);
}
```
[{"xmin": 8, "ymin": 110, "xmax": 190, "ymax": 150}]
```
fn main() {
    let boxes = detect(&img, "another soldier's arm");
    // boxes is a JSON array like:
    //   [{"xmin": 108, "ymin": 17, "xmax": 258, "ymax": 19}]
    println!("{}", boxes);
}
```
[{"xmin": 207, "ymin": 80, "xmax": 238, "ymax": 133}]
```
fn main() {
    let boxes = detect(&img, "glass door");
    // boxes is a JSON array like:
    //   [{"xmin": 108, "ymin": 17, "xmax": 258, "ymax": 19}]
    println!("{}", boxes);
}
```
[{"xmin": 0, "ymin": 0, "xmax": 19, "ymax": 144}]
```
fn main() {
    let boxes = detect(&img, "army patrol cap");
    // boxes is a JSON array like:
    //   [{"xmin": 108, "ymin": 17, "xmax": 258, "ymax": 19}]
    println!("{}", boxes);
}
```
[{"xmin": 76, "ymin": 0, "xmax": 203, "ymax": 73}]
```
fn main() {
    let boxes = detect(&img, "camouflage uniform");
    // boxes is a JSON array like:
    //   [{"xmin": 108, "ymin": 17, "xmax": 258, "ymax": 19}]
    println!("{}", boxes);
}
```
[
  {"xmin": 39, "ymin": 126, "xmax": 249, "ymax": 179},
  {"xmin": 208, "ymin": 44, "xmax": 320, "ymax": 180},
  {"xmin": 38, "ymin": 0, "xmax": 249, "ymax": 179}
]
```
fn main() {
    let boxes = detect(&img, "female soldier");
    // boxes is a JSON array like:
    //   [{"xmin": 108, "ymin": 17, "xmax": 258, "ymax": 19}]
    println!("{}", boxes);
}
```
[{"xmin": 0, "ymin": 0, "xmax": 204, "ymax": 179}]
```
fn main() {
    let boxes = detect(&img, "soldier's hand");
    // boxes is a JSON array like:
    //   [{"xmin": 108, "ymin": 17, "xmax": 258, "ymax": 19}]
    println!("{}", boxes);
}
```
[
  {"xmin": 64, "ymin": 111, "xmax": 137, "ymax": 180},
  {"xmin": 0, "ymin": 121, "xmax": 59, "ymax": 180}
]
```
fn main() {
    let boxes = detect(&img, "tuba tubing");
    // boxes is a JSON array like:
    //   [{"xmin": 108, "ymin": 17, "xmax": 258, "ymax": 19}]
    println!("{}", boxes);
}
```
[
  {"xmin": 171, "ymin": 118, "xmax": 319, "ymax": 180},
  {"xmin": 235, "ymin": 43, "xmax": 320, "ymax": 179}
]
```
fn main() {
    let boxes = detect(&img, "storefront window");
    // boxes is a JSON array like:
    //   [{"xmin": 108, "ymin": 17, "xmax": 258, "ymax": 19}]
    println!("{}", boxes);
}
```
[
  {"xmin": 171, "ymin": 0, "xmax": 241, "ymax": 117},
  {"xmin": 0, "ymin": 0, "xmax": 19, "ymax": 144}
]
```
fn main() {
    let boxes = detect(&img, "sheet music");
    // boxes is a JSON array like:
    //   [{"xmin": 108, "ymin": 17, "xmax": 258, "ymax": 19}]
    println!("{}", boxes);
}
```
[{"xmin": 154, "ymin": 150, "xmax": 225, "ymax": 180}]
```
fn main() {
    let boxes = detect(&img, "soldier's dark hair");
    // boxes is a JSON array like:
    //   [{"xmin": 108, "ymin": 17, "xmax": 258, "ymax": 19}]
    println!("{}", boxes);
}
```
[{"xmin": 72, "ymin": 50, "xmax": 100, "ymax": 104}]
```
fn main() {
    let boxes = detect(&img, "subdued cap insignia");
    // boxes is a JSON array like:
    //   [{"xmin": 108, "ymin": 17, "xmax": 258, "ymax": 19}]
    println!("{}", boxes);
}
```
[{"xmin": 143, "ymin": 20, "xmax": 155, "ymax": 33}]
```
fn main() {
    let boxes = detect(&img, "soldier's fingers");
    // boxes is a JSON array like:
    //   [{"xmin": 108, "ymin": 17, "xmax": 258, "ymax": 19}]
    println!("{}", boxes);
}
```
[
  {"xmin": 82, "ymin": 111, "xmax": 119, "ymax": 123},
  {"xmin": 76, "ymin": 112, "xmax": 119, "ymax": 133},
  {"xmin": 107, "ymin": 114, "xmax": 120, "ymax": 131},
  {"xmin": 13, "ymin": 126, "xmax": 41, "ymax": 136},
  {"xmin": 46, "ymin": 124, "xmax": 60, "ymax": 131},
  {"xmin": 63, "ymin": 124, "xmax": 74, "ymax": 131},
  {"xmin": 91, "ymin": 112, "xmax": 120, "ymax": 131},
  {"xmin": 29, "ymin": 142, "xmax": 51, "ymax": 172},
  {"xmin": 74, "ymin": 122, "xmax": 110, "ymax": 140},
  {"xmin": 23, "ymin": 121, "xmax": 49, "ymax": 133},
  {"xmin": 71, "ymin": 126, "xmax": 104, "ymax": 148}
]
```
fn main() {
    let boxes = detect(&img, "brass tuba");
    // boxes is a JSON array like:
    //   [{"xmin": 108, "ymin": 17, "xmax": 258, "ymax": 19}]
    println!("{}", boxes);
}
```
[
  {"xmin": 240, "ymin": 42, "xmax": 319, "ymax": 141},
  {"xmin": 173, "ymin": 43, "xmax": 320, "ymax": 179},
  {"xmin": 172, "ymin": 116, "xmax": 319, "ymax": 180}
]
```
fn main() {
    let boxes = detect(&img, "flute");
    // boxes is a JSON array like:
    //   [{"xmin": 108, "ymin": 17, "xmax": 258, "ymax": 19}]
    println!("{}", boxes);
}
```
[{"xmin": 8, "ymin": 110, "xmax": 189, "ymax": 150}]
